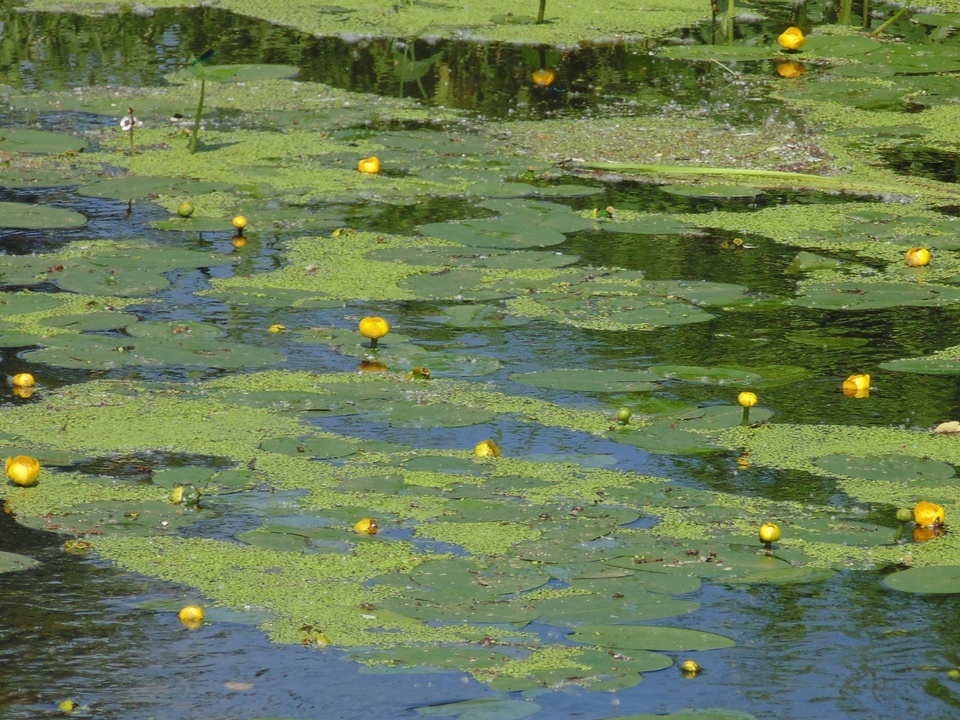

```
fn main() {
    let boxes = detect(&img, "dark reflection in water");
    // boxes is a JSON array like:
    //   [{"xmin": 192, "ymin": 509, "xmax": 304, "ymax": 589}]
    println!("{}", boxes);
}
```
[{"xmin": 0, "ymin": 5, "xmax": 786, "ymax": 123}]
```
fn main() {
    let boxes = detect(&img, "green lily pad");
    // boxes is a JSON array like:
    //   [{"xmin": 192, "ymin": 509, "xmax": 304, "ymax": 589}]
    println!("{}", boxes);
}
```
[
  {"xmin": 352, "ymin": 645, "xmax": 512, "ymax": 672},
  {"xmin": 409, "ymin": 558, "xmax": 551, "ymax": 600},
  {"xmin": 568, "ymin": 572, "xmax": 702, "ymax": 596},
  {"xmin": 608, "ymin": 424, "xmax": 720, "ymax": 454},
  {"xmin": 813, "ymin": 454, "xmax": 955, "ymax": 483},
  {"xmin": 0, "ymin": 129, "xmax": 86, "ymax": 154},
  {"xmin": 378, "ymin": 597, "xmax": 541, "ymax": 625},
  {"xmin": 569, "ymin": 624, "xmax": 735, "ymax": 651},
  {"xmin": 611, "ymin": 711, "xmax": 758, "ymax": 720},
  {"xmin": 53, "ymin": 263, "xmax": 170, "ymax": 297},
  {"xmin": 510, "ymin": 369, "xmax": 662, "ymax": 392},
  {"xmin": 882, "ymin": 566, "xmax": 960, "ymax": 593},
  {"xmin": 169, "ymin": 63, "xmax": 300, "ymax": 84},
  {"xmin": 401, "ymin": 455, "xmax": 479, "ymax": 474},
  {"xmin": 416, "ymin": 698, "xmax": 539, "ymax": 720},
  {"xmin": 785, "ymin": 252, "xmax": 845, "ymax": 273},
  {"xmin": 532, "ymin": 591, "xmax": 699, "ymax": 626},
  {"xmin": 649, "ymin": 365, "xmax": 763, "ymax": 385},
  {"xmin": 794, "ymin": 282, "xmax": 960, "ymax": 310},
  {"xmin": 0, "ymin": 292, "xmax": 64, "ymax": 316},
  {"xmin": 600, "ymin": 215, "xmax": 698, "ymax": 235},
  {"xmin": 0, "ymin": 551, "xmax": 39, "ymax": 573},
  {"xmin": 880, "ymin": 357, "xmax": 960, "ymax": 375},
  {"xmin": 29, "ymin": 500, "xmax": 209, "ymax": 537},
  {"xmin": 417, "ymin": 221, "xmax": 568, "ymax": 249},
  {"xmin": 39, "ymin": 312, "xmax": 140, "ymax": 332},
  {"xmin": 657, "ymin": 45, "xmax": 776, "ymax": 62},
  {"xmin": 441, "ymin": 305, "xmax": 529, "ymax": 329},
  {"xmin": 0, "ymin": 201, "xmax": 87, "ymax": 229}
]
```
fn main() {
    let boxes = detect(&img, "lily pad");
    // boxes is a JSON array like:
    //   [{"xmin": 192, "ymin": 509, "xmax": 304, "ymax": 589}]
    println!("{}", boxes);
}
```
[
  {"xmin": 813, "ymin": 454, "xmax": 955, "ymax": 483},
  {"xmin": 409, "ymin": 558, "xmax": 551, "ymax": 600},
  {"xmin": 0, "ymin": 201, "xmax": 86, "ymax": 229},
  {"xmin": 794, "ymin": 282, "xmax": 960, "ymax": 310},
  {"xmin": 366, "ymin": 402, "xmax": 497, "ymax": 428},
  {"xmin": 649, "ymin": 365, "xmax": 763, "ymax": 385},
  {"xmin": 415, "ymin": 698, "xmax": 539, "ymax": 720},
  {"xmin": 53, "ymin": 263, "xmax": 170, "ymax": 297},
  {"xmin": 532, "ymin": 591, "xmax": 699, "ymax": 626},
  {"xmin": 0, "ymin": 551, "xmax": 39, "ymax": 574},
  {"xmin": 259, "ymin": 436, "xmax": 360, "ymax": 459},
  {"xmin": 568, "ymin": 624, "xmax": 735, "ymax": 651},
  {"xmin": 0, "ymin": 129, "xmax": 86, "ymax": 154},
  {"xmin": 882, "ymin": 566, "xmax": 960, "ymax": 593}
]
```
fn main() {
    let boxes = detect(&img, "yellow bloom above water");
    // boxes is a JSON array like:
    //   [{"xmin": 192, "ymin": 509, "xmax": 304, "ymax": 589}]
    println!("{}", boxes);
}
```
[
  {"xmin": 12, "ymin": 373, "xmax": 34, "ymax": 387},
  {"xmin": 778, "ymin": 26, "xmax": 806, "ymax": 51},
  {"xmin": 178, "ymin": 605, "xmax": 204, "ymax": 628},
  {"xmin": 353, "ymin": 517, "xmax": 380, "ymax": 535},
  {"xmin": 914, "ymin": 500, "xmax": 945, "ymax": 528},
  {"xmin": 232, "ymin": 215, "xmax": 248, "ymax": 231},
  {"xmin": 5, "ymin": 455, "xmax": 40, "ymax": 487},
  {"xmin": 474, "ymin": 440, "xmax": 501, "ymax": 458},
  {"xmin": 759, "ymin": 522, "xmax": 781, "ymax": 544},
  {"xmin": 842, "ymin": 373, "xmax": 870, "ymax": 398},
  {"xmin": 737, "ymin": 391, "xmax": 758, "ymax": 408},
  {"xmin": 268, "ymin": 324, "xmax": 286, "ymax": 333},
  {"xmin": 532, "ymin": 68, "xmax": 556, "ymax": 87},
  {"xmin": 359, "ymin": 316, "xmax": 390, "ymax": 348},
  {"xmin": 777, "ymin": 60, "xmax": 805, "ymax": 78},
  {"xmin": 358, "ymin": 156, "xmax": 380, "ymax": 174},
  {"xmin": 680, "ymin": 659, "xmax": 701, "ymax": 676},
  {"xmin": 905, "ymin": 247, "xmax": 931, "ymax": 267}
]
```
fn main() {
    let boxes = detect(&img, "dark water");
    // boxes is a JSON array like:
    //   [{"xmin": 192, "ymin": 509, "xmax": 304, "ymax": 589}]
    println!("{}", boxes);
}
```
[{"xmin": 3, "ymin": 3, "xmax": 960, "ymax": 720}]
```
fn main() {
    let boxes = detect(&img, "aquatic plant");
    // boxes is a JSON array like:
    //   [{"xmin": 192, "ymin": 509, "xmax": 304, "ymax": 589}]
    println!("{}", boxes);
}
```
[
  {"xmin": 905, "ymin": 247, "xmax": 931, "ymax": 267},
  {"xmin": 359, "ymin": 316, "xmax": 390, "ymax": 348},
  {"xmin": 358, "ymin": 156, "xmax": 380, "ymax": 174},
  {"xmin": 777, "ymin": 26, "xmax": 806, "ymax": 52},
  {"xmin": 186, "ymin": 49, "xmax": 215, "ymax": 154},
  {"xmin": 737, "ymin": 391, "xmax": 757, "ymax": 425},
  {"xmin": 5, "ymin": 456, "xmax": 40, "ymax": 487},
  {"xmin": 842, "ymin": 374, "xmax": 870, "ymax": 399},
  {"xmin": 914, "ymin": 501, "xmax": 945, "ymax": 529},
  {"xmin": 12, "ymin": 373, "xmax": 34, "ymax": 387}
]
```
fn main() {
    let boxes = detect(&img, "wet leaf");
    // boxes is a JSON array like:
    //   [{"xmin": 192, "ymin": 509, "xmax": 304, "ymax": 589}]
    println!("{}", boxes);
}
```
[
  {"xmin": 416, "ymin": 698, "xmax": 539, "ymax": 720},
  {"xmin": 813, "ymin": 454, "xmax": 955, "ymax": 483},
  {"xmin": 0, "ymin": 551, "xmax": 39, "ymax": 574},
  {"xmin": 0, "ymin": 129, "xmax": 86, "ymax": 154},
  {"xmin": 0, "ymin": 201, "xmax": 86, "ymax": 229},
  {"xmin": 569, "ymin": 624, "xmax": 735, "ymax": 651},
  {"xmin": 510, "ymin": 369, "xmax": 662, "ymax": 392},
  {"xmin": 882, "ymin": 566, "xmax": 960, "ymax": 593}
]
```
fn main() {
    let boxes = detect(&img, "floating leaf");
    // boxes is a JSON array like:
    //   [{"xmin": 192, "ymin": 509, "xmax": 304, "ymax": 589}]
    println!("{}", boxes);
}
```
[
  {"xmin": 0, "ymin": 201, "xmax": 86, "ymax": 229},
  {"xmin": 649, "ymin": 365, "xmax": 763, "ymax": 385},
  {"xmin": 259, "ymin": 436, "xmax": 359, "ymax": 459},
  {"xmin": 813, "ymin": 454, "xmax": 955, "ymax": 483},
  {"xmin": 0, "ymin": 551, "xmax": 39, "ymax": 574},
  {"xmin": 415, "ymin": 698, "xmax": 539, "ymax": 720},
  {"xmin": 882, "ymin": 566, "xmax": 960, "ymax": 593},
  {"xmin": 0, "ymin": 129, "xmax": 86, "ymax": 154},
  {"xmin": 53, "ymin": 263, "xmax": 170, "ymax": 297},
  {"xmin": 532, "ymin": 591, "xmax": 698, "ymax": 626},
  {"xmin": 569, "ymin": 624, "xmax": 735, "ymax": 651}
]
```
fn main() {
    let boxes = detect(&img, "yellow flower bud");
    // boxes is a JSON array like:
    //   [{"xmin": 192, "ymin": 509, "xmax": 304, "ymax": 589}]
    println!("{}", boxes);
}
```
[
  {"xmin": 914, "ymin": 500, "xmax": 945, "ymax": 528},
  {"xmin": 359, "ymin": 316, "xmax": 390, "ymax": 346},
  {"xmin": 358, "ymin": 156, "xmax": 380, "ymax": 174},
  {"xmin": 759, "ymin": 522, "xmax": 781, "ymax": 544},
  {"xmin": 12, "ymin": 373, "xmax": 34, "ymax": 387},
  {"xmin": 5, "ymin": 455, "xmax": 40, "ymax": 487},
  {"xmin": 268, "ymin": 324, "xmax": 286, "ymax": 333},
  {"xmin": 842, "ymin": 374, "xmax": 870, "ymax": 396},
  {"xmin": 353, "ymin": 517, "xmax": 379, "ymax": 535},
  {"xmin": 737, "ymin": 391, "xmax": 758, "ymax": 408},
  {"xmin": 680, "ymin": 659, "xmax": 701, "ymax": 675},
  {"xmin": 232, "ymin": 215, "xmax": 248, "ymax": 230},
  {"xmin": 778, "ymin": 26, "xmax": 806, "ymax": 51},
  {"xmin": 178, "ymin": 605, "xmax": 204, "ymax": 628},
  {"xmin": 905, "ymin": 247, "xmax": 931, "ymax": 267},
  {"xmin": 475, "ymin": 440, "xmax": 501, "ymax": 458}
]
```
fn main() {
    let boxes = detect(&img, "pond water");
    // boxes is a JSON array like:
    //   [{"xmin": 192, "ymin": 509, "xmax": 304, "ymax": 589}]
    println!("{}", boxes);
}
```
[{"xmin": 4, "ymin": 2, "xmax": 960, "ymax": 720}]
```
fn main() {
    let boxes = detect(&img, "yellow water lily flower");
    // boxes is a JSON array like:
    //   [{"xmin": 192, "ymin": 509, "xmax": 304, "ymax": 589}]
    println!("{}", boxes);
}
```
[
  {"xmin": 778, "ymin": 26, "xmax": 806, "ymax": 51},
  {"xmin": 532, "ymin": 68, "xmax": 556, "ymax": 87},
  {"xmin": 58, "ymin": 699, "xmax": 76, "ymax": 713},
  {"xmin": 178, "ymin": 605, "xmax": 204, "ymax": 628},
  {"xmin": 680, "ymin": 659, "xmax": 701, "ymax": 676},
  {"xmin": 232, "ymin": 215, "xmax": 248, "ymax": 231},
  {"xmin": 777, "ymin": 60, "xmax": 805, "ymax": 78},
  {"xmin": 6, "ymin": 455, "xmax": 40, "ymax": 486},
  {"xmin": 759, "ymin": 522, "xmax": 781, "ymax": 544},
  {"xmin": 268, "ymin": 324, "xmax": 286, "ymax": 333},
  {"xmin": 358, "ymin": 156, "xmax": 380, "ymax": 174},
  {"xmin": 905, "ymin": 247, "xmax": 931, "ymax": 267},
  {"xmin": 842, "ymin": 373, "xmax": 870, "ymax": 397},
  {"xmin": 177, "ymin": 201, "xmax": 194, "ymax": 218},
  {"xmin": 12, "ymin": 373, "xmax": 34, "ymax": 387},
  {"xmin": 359, "ymin": 316, "xmax": 389, "ymax": 348},
  {"xmin": 475, "ymin": 440, "xmax": 501, "ymax": 458},
  {"xmin": 737, "ymin": 392, "xmax": 758, "ymax": 408},
  {"xmin": 914, "ymin": 500, "xmax": 945, "ymax": 528},
  {"xmin": 353, "ymin": 517, "xmax": 379, "ymax": 535}
]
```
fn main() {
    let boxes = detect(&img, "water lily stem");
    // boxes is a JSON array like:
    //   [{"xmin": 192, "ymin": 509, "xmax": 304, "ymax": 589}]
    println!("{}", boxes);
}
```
[
  {"xmin": 893, "ymin": 522, "xmax": 906, "ymax": 543},
  {"xmin": 127, "ymin": 107, "xmax": 136, "ymax": 156},
  {"xmin": 370, "ymin": 338, "xmax": 379, "ymax": 349},
  {"xmin": 537, "ymin": 0, "xmax": 546, "ymax": 24},
  {"xmin": 741, "ymin": 406, "xmax": 751, "ymax": 426},
  {"xmin": 839, "ymin": 0, "xmax": 853, "ymax": 25},
  {"xmin": 871, "ymin": 0, "xmax": 912, "ymax": 37},
  {"xmin": 725, "ymin": 0, "xmax": 735, "ymax": 42},
  {"xmin": 190, "ymin": 77, "xmax": 206, "ymax": 155}
]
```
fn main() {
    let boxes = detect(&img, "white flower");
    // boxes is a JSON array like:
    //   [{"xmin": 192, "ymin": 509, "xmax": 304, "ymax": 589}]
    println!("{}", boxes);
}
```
[{"xmin": 119, "ymin": 116, "xmax": 141, "ymax": 131}]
